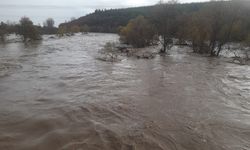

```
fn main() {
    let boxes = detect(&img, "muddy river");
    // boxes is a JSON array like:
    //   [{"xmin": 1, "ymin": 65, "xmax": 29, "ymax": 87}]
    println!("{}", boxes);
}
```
[{"xmin": 0, "ymin": 33, "xmax": 250, "ymax": 150}]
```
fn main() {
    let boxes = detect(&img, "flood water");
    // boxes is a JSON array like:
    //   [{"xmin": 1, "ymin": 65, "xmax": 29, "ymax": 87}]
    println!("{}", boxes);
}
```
[{"xmin": 0, "ymin": 33, "xmax": 250, "ymax": 150}]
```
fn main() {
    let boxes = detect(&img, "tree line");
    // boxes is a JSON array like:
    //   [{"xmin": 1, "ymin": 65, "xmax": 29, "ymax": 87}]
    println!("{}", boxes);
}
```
[
  {"xmin": 60, "ymin": 1, "xmax": 210, "ymax": 33},
  {"xmin": 0, "ymin": 17, "xmax": 90, "ymax": 42},
  {"xmin": 60, "ymin": 0, "xmax": 250, "ymax": 57},
  {"xmin": 119, "ymin": 0, "xmax": 250, "ymax": 56},
  {"xmin": 1, "ymin": 0, "xmax": 250, "ymax": 58},
  {"xmin": 0, "ymin": 17, "xmax": 55, "ymax": 42}
]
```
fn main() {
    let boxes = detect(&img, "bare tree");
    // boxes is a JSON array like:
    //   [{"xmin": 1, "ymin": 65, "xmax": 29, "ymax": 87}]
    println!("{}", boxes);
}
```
[
  {"xmin": 43, "ymin": 18, "xmax": 55, "ymax": 28},
  {"xmin": 202, "ymin": 1, "xmax": 240, "ymax": 56},
  {"xmin": 153, "ymin": 0, "xmax": 179, "ymax": 53},
  {"xmin": 70, "ymin": 17, "xmax": 76, "ymax": 21},
  {"xmin": 185, "ymin": 1, "xmax": 245, "ymax": 56}
]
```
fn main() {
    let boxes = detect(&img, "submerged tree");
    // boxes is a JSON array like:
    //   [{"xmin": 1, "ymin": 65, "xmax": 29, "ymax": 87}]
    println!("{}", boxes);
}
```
[
  {"xmin": 44, "ymin": 18, "xmax": 55, "ymax": 28},
  {"xmin": 119, "ymin": 16, "xmax": 155, "ymax": 48},
  {"xmin": 179, "ymin": 0, "xmax": 250, "ymax": 56},
  {"xmin": 203, "ymin": 2, "xmax": 233, "ymax": 56},
  {"xmin": 189, "ymin": 1, "xmax": 249, "ymax": 56},
  {"xmin": 153, "ymin": 0, "xmax": 179, "ymax": 53},
  {"xmin": 0, "ymin": 22, "xmax": 7, "ymax": 42},
  {"xmin": 244, "ymin": 33, "xmax": 250, "ymax": 48},
  {"xmin": 0, "ymin": 30, "xmax": 5, "ymax": 42},
  {"xmin": 18, "ymin": 17, "xmax": 41, "ymax": 41},
  {"xmin": 187, "ymin": 13, "xmax": 210, "ymax": 53},
  {"xmin": 57, "ymin": 26, "xmax": 67, "ymax": 37},
  {"xmin": 70, "ymin": 25, "xmax": 80, "ymax": 33},
  {"xmin": 242, "ymin": 34, "xmax": 250, "ymax": 60},
  {"xmin": 98, "ymin": 42, "xmax": 119, "ymax": 62},
  {"xmin": 80, "ymin": 24, "xmax": 90, "ymax": 34},
  {"xmin": 42, "ymin": 18, "xmax": 57, "ymax": 34}
]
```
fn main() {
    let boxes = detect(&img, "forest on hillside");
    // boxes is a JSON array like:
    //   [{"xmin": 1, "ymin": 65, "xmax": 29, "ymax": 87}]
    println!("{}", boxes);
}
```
[{"xmin": 60, "ymin": 1, "xmax": 205, "ymax": 33}]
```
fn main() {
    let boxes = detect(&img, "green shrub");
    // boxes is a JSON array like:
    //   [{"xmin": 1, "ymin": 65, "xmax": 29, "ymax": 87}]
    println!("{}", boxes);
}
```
[{"xmin": 119, "ymin": 16, "xmax": 156, "ymax": 48}]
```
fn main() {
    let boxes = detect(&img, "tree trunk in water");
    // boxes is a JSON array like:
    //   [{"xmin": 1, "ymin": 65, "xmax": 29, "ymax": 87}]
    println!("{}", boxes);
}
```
[
  {"xmin": 0, "ymin": 35, "xmax": 4, "ymax": 42},
  {"xmin": 216, "ymin": 43, "xmax": 223, "ymax": 56},
  {"xmin": 192, "ymin": 40, "xmax": 196, "ymax": 53},
  {"xmin": 160, "ymin": 36, "xmax": 167, "ymax": 53},
  {"xmin": 210, "ymin": 49, "xmax": 216, "ymax": 56},
  {"xmin": 209, "ymin": 41, "xmax": 216, "ymax": 56}
]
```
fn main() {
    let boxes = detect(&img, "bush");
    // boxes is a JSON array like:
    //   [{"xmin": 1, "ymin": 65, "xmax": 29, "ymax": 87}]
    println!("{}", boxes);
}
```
[
  {"xmin": 97, "ymin": 42, "xmax": 119, "ymax": 62},
  {"xmin": 119, "ymin": 16, "xmax": 156, "ymax": 48},
  {"xmin": 57, "ymin": 26, "xmax": 67, "ymax": 37},
  {"xmin": 18, "ymin": 17, "xmax": 41, "ymax": 42},
  {"xmin": 70, "ymin": 25, "xmax": 80, "ymax": 33},
  {"xmin": 80, "ymin": 24, "xmax": 90, "ymax": 34}
]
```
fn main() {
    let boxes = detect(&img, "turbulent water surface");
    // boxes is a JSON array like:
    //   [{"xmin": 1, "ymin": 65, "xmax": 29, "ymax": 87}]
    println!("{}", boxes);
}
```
[{"xmin": 0, "ymin": 33, "xmax": 250, "ymax": 150}]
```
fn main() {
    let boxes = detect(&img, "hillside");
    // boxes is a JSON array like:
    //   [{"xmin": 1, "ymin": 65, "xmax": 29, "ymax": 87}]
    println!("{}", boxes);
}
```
[{"xmin": 59, "ymin": 2, "xmax": 206, "ymax": 33}]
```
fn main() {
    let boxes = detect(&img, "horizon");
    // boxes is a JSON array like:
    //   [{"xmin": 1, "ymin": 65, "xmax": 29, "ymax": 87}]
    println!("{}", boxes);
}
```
[{"xmin": 0, "ymin": 0, "xmax": 209, "ymax": 26}]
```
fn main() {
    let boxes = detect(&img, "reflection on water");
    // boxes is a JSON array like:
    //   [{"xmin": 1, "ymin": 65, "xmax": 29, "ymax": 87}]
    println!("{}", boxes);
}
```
[{"xmin": 0, "ymin": 33, "xmax": 250, "ymax": 150}]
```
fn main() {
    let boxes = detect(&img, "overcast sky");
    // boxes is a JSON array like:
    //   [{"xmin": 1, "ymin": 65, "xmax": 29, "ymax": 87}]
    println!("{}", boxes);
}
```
[
  {"xmin": 0, "ymin": 0, "xmax": 208, "ymax": 7},
  {"xmin": 0, "ymin": 0, "xmax": 208, "ymax": 26}
]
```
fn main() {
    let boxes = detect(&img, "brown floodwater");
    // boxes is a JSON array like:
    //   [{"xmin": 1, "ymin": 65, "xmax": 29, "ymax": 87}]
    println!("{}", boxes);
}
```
[{"xmin": 0, "ymin": 33, "xmax": 250, "ymax": 150}]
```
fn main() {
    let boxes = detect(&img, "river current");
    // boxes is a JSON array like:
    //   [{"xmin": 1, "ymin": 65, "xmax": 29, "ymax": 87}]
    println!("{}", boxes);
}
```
[{"xmin": 0, "ymin": 33, "xmax": 249, "ymax": 150}]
